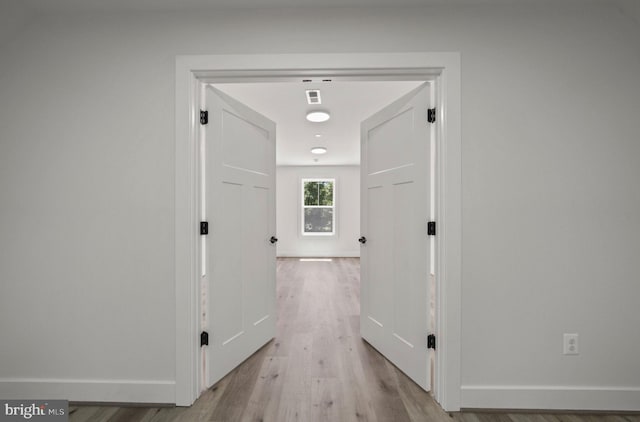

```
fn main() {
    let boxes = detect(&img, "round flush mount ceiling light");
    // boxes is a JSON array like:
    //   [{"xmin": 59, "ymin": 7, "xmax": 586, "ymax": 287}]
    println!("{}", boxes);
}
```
[
  {"xmin": 306, "ymin": 111, "xmax": 331, "ymax": 123},
  {"xmin": 311, "ymin": 147, "xmax": 327, "ymax": 155}
]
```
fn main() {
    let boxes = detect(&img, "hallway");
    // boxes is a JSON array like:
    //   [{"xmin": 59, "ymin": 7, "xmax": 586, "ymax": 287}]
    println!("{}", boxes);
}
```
[{"xmin": 198, "ymin": 257, "xmax": 445, "ymax": 421}]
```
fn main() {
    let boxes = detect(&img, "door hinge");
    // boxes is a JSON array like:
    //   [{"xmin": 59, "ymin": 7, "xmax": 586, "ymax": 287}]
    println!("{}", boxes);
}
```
[
  {"xmin": 200, "ymin": 110, "xmax": 208, "ymax": 125},
  {"xmin": 200, "ymin": 221, "xmax": 209, "ymax": 235},
  {"xmin": 427, "ymin": 334, "xmax": 436, "ymax": 350},
  {"xmin": 200, "ymin": 331, "xmax": 209, "ymax": 347},
  {"xmin": 427, "ymin": 221, "xmax": 436, "ymax": 236},
  {"xmin": 427, "ymin": 108, "xmax": 436, "ymax": 124}
]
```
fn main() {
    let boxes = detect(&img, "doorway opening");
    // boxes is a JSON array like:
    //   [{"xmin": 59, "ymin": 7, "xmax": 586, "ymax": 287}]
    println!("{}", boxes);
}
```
[
  {"xmin": 205, "ymin": 78, "xmax": 435, "ymax": 395},
  {"xmin": 175, "ymin": 53, "xmax": 461, "ymax": 411}
]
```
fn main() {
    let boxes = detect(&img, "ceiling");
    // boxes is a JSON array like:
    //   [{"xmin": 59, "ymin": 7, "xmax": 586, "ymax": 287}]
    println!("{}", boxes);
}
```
[
  {"xmin": 213, "ymin": 81, "xmax": 423, "ymax": 166},
  {"xmin": 16, "ymin": 0, "xmax": 616, "ymax": 13}
]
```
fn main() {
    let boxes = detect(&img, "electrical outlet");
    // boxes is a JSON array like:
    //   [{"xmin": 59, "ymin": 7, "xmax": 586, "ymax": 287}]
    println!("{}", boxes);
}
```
[{"xmin": 563, "ymin": 333, "xmax": 579, "ymax": 355}]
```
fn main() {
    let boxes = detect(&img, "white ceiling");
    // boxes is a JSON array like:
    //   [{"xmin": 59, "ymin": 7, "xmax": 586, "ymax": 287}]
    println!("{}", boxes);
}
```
[
  {"xmin": 17, "ymin": 0, "xmax": 615, "ymax": 13},
  {"xmin": 213, "ymin": 81, "xmax": 423, "ymax": 166}
]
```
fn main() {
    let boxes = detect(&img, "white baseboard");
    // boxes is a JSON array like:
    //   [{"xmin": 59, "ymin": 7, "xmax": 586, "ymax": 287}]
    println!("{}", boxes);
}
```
[
  {"xmin": 277, "ymin": 251, "xmax": 360, "ymax": 258},
  {"xmin": 461, "ymin": 385, "xmax": 640, "ymax": 411},
  {"xmin": 0, "ymin": 378, "xmax": 175, "ymax": 404}
]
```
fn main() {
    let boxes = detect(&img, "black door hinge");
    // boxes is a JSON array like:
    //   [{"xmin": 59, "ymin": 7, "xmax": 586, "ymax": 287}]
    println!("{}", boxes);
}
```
[
  {"xmin": 200, "ymin": 331, "xmax": 209, "ymax": 347},
  {"xmin": 200, "ymin": 110, "xmax": 208, "ymax": 125},
  {"xmin": 427, "ymin": 221, "xmax": 436, "ymax": 236},
  {"xmin": 200, "ymin": 221, "xmax": 209, "ymax": 235},
  {"xmin": 427, "ymin": 108, "xmax": 436, "ymax": 123},
  {"xmin": 427, "ymin": 334, "xmax": 436, "ymax": 350}
]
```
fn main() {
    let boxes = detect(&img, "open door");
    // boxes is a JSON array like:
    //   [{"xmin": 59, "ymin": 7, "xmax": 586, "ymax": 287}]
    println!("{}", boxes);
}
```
[
  {"xmin": 204, "ymin": 86, "xmax": 277, "ymax": 387},
  {"xmin": 360, "ymin": 83, "xmax": 432, "ymax": 390}
]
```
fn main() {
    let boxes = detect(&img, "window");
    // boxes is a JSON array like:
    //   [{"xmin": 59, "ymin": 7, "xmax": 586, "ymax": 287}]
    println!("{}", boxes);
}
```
[{"xmin": 302, "ymin": 178, "xmax": 335, "ymax": 235}]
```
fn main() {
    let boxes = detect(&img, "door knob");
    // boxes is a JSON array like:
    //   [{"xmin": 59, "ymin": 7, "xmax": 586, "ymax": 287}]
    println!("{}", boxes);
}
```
[
  {"xmin": 270, "ymin": 236, "xmax": 278, "ymax": 244},
  {"xmin": 358, "ymin": 236, "xmax": 367, "ymax": 244}
]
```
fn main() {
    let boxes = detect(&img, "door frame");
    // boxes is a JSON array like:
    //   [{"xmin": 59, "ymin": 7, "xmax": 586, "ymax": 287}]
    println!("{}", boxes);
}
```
[{"xmin": 175, "ymin": 52, "xmax": 462, "ymax": 411}]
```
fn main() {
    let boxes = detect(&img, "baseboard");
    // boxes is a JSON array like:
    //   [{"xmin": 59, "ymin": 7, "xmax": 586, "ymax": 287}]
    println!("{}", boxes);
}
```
[
  {"xmin": 461, "ymin": 385, "xmax": 640, "ymax": 411},
  {"xmin": 277, "ymin": 251, "xmax": 360, "ymax": 258},
  {"xmin": 0, "ymin": 378, "xmax": 175, "ymax": 404}
]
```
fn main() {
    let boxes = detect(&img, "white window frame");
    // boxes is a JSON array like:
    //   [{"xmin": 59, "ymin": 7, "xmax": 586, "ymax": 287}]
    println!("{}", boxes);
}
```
[{"xmin": 301, "ymin": 178, "xmax": 336, "ymax": 236}]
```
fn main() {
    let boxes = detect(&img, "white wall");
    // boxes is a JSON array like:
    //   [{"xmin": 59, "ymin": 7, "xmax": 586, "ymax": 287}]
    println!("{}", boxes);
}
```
[
  {"xmin": 0, "ymin": 0, "xmax": 30, "ymax": 50},
  {"xmin": 276, "ymin": 166, "xmax": 360, "ymax": 258},
  {"xmin": 616, "ymin": 0, "xmax": 640, "ymax": 27},
  {"xmin": 0, "ymin": 4, "xmax": 639, "ymax": 409}
]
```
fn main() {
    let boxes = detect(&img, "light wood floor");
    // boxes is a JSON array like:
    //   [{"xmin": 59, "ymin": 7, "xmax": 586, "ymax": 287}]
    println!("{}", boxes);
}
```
[{"xmin": 70, "ymin": 258, "xmax": 639, "ymax": 422}]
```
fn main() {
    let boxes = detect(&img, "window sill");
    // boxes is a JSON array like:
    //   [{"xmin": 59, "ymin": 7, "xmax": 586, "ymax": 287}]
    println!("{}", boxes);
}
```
[{"xmin": 302, "ymin": 232, "xmax": 335, "ymax": 237}]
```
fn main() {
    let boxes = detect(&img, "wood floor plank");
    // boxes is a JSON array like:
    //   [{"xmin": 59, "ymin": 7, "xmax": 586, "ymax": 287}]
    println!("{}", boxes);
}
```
[
  {"xmin": 335, "ymin": 327, "xmax": 379, "ymax": 421},
  {"xmin": 68, "ymin": 406, "xmax": 100, "ymax": 422},
  {"xmin": 453, "ymin": 414, "xmax": 485, "ymax": 422},
  {"xmin": 475, "ymin": 413, "xmax": 515, "ymax": 422},
  {"xmin": 275, "ymin": 333, "xmax": 313, "ymax": 422},
  {"xmin": 68, "ymin": 406, "xmax": 111, "ymax": 422},
  {"xmin": 602, "ymin": 416, "xmax": 638, "ymax": 422},
  {"xmin": 171, "ymin": 378, "xmax": 231, "ymax": 422},
  {"xmin": 507, "ymin": 414, "xmax": 562, "ymax": 422},
  {"xmin": 145, "ymin": 407, "xmax": 185, "ymax": 422},
  {"xmin": 240, "ymin": 356, "xmax": 288, "ymax": 421},
  {"xmin": 390, "ymin": 360, "xmax": 452, "ymax": 422},
  {"xmin": 357, "ymin": 338, "xmax": 413, "ymax": 422},
  {"xmin": 310, "ymin": 377, "xmax": 344, "ymax": 422},
  {"xmin": 69, "ymin": 406, "xmax": 119, "ymax": 422},
  {"xmin": 106, "ymin": 407, "xmax": 158, "ymax": 422},
  {"xmin": 207, "ymin": 341, "xmax": 270, "ymax": 422},
  {"xmin": 306, "ymin": 261, "xmax": 341, "ymax": 379}
]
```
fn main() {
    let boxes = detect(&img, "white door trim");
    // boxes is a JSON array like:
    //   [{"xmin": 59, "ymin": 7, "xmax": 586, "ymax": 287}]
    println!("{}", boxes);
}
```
[{"xmin": 175, "ymin": 52, "xmax": 462, "ymax": 411}]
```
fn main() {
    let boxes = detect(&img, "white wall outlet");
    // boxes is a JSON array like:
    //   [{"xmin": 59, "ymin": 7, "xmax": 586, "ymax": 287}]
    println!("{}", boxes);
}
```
[{"xmin": 563, "ymin": 333, "xmax": 579, "ymax": 355}]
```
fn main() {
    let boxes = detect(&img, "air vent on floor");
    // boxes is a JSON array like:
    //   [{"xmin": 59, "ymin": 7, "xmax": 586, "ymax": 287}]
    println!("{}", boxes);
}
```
[{"xmin": 306, "ymin": 90, "xmax": 322, "ymax": 105}]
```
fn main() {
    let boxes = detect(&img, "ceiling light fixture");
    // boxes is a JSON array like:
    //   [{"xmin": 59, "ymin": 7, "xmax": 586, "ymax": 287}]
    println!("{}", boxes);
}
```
[
  {"xmin": 311, "ymin": 147, "xmax": 327, "ymax": 155},
  {"xmin": 306, "ymin": 111, "xmax": 330, "ymax": 123},
  {"xmin": 315, "ymin": 134, "xmax": 322, "ymax": 138}
]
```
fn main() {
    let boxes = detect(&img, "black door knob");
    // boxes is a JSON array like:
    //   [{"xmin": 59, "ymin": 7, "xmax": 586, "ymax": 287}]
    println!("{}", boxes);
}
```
[
  {"xmin": 358, "ymin": 236, "xmax": 367, "ymax": 244},
  {"xmin": 270, "ymin": 236, "xmax": 278, "ymax": 244}
]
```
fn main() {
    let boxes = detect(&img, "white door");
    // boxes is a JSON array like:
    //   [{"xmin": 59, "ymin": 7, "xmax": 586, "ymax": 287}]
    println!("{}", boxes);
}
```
[
  {"xmin": 204, "ymin": 86, "xmax": 277, "ymax": 387},
  {"xmin": 360, "ymin": 83, "xmax": 432, "ymax": 390}
]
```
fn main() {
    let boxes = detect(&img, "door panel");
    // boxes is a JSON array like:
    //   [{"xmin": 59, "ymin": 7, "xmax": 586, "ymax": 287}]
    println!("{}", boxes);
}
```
[
  {"xmin": 392, "ymin": 181, "xmax": 415, "ymax": 345},
  {"xmin": 205, "ymin": 86, "xmax": 276, "ymax": 387},
  {"xmin": 246, "ymin": 185, "xmax": 271, "ymax": 324},
  {"xmin": 367, "ymin": 107, "xmax": 414, "ymax": 174},
  {"xmin": 360, "ymin": 83, "xmax": 431, "ymax": 390},
  {"xmin": 221, "ymin": 110, "xmax": 271, "ymax": 174},
  {"xmin": 366, "ymin": 185, "xmax": 391, "ymax": 335}
]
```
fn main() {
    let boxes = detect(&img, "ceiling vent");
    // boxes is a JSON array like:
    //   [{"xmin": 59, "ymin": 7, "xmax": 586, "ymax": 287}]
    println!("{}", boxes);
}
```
[{"xmin": 306, "ymin": 90, "xmax": 321, "ymax": 105}]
